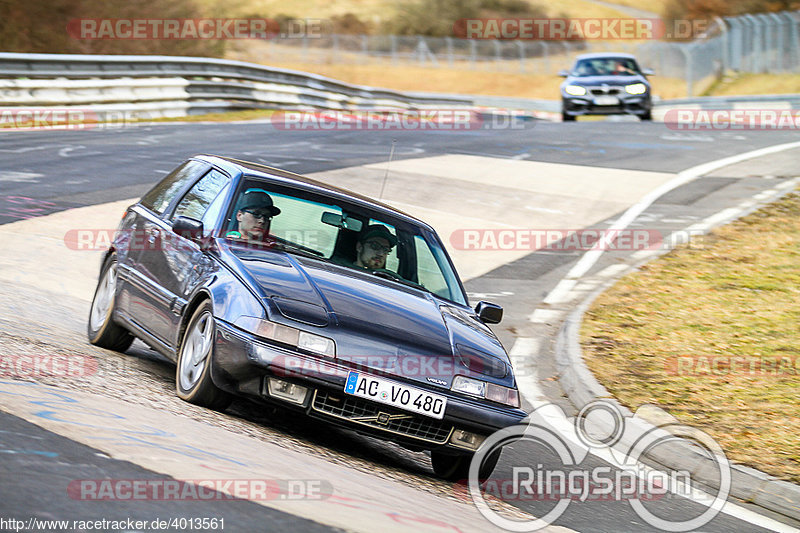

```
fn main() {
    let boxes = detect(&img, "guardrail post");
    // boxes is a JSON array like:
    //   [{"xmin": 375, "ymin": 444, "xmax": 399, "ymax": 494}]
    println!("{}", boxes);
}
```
[
  {"xmin": 516, "ymin": 41, "xmax": 525, "ymax": 73},
  {"xmin": 445, "ymin": 37, "xmax": 454, "ymax": 68},
  {"xmin": 469, "ymin": 39, "xmax": 477, "ymax": 69},
  {"xmin": 541, "ymin": 41, "xmax": 550, "ymax": 74},
  {"xmin": 681, "ymin": 44, "xmax": 694, "ymax": 96},
  {"xmin": 361, "ymin": 34, "xmax": 368, "ymax": 64},
  {"xmin": 789, "ymin": 12, "xmax": 800, "ymax": 72},
  {"xmin": 390, "ymin": 35, "xmax": 398, "ymax": 66}
]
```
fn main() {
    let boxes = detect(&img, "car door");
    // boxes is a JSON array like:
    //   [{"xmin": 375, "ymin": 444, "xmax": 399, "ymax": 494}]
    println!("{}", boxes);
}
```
[
  {"xmin": 133, "ymin": 168, "xmax": 231, "ymax": 348},
  {"xmin": 119, "ymin": 160, "xmax": 211, "ymax": 335}
]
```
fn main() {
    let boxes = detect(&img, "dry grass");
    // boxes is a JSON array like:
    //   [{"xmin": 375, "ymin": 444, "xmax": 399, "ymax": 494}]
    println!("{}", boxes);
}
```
[
  {"xmin": 707, "ymin": 72, "xmax": 800, "ymax": 97},
  {"xmin": 581, "ymin": 190, "xmax": 800, "ymax": 484}
]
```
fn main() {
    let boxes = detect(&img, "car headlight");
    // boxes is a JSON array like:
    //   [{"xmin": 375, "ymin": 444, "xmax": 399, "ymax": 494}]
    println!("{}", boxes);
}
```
[
  {"xmin": 451, "ymin": 376, "xmax": 520, "ymax": 408},
  {"xmin": 625, "ymin": 83, "xmax": 647, "ymax": 95},
  {"xmin": 234, "ymin": 316, "xmax": 336, "ymax": 357},
  {"xmin": 564, "ymin": 85, "xmax": 587, "ymax": 96}
]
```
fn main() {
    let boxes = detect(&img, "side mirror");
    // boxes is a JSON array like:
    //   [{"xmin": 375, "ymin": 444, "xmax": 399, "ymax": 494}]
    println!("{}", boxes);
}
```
[
  {"xmin": 173, "ymin": 216, "xmax": 204, "ymax": 243},
  {"xmin": 641, "ymin": 68, "xmax": 655, "ymax": 76},
  {"xmin": 558, "ymin": 69, "xmax": 570, "ymax": 77},
  {"xmin": 475, "ymin": 301, "xmax": 503, "ymax": 324}
]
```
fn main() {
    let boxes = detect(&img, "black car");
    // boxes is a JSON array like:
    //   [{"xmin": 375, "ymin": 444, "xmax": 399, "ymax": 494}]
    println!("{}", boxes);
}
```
[
  {"xmin": 88, "ymin": 155, "xmax": 526, "ymax": 479},
  {"xmin": 559, "ymin": 52, "xmax": 654, "ymax": 121}
]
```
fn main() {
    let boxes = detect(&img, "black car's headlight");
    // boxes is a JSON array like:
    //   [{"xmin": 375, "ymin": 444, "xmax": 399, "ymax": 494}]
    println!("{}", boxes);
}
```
[
  {"xmin": 625, "ymin": 83, "xmax": 647, "ymax": 95},
  {"xmin": 564, "ymin": 85, "xmax": 587, "ymax": 96},
  {"xmin": 234, "ymin": 316, "xmax": 336, "ymax": 357},
  {"xmin": 451, "ymin": 375, "xmax": 520, "ymax": 408}
]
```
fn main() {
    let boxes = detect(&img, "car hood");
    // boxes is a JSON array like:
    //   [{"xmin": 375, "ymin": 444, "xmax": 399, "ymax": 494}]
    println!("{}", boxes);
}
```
[{"xmin": 225, "ymin": 246, "xmax": 513, "ymax": 388}]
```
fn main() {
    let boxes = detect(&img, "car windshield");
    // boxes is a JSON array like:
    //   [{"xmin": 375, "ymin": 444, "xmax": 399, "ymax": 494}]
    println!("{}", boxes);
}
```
[
  {"xmin": 220, "ymin": 177, "xmax": 468, "ymax": 306},
  {"xmin": 572, "ymin": 57, "xmax": 640, "ymax": 77}
]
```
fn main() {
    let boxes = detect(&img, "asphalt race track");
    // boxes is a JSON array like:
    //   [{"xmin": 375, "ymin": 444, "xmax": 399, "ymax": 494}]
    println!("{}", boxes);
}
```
[{"xmin": 1, "ymin": 119, "xmax": 799, "ymax": 533}]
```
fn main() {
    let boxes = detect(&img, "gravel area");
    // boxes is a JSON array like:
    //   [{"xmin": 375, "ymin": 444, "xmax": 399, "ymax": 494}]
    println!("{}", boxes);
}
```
[{"xmin": 0, "ymin": 331, "xmax": 534, "ymax": 521}]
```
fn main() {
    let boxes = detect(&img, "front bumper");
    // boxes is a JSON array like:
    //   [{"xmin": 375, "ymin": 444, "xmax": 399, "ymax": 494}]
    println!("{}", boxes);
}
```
[
  {"xmin": 562, "ymin": 94, "xmax": 651, "ymax": 116},
  {"xmin": 211, "ymin": 320, "xmax": 528, "ymax": 451}
]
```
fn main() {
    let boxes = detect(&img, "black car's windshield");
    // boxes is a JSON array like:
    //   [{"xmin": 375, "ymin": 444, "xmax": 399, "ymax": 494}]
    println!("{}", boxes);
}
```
[
  {"xmin": 221, "ymin": 178, "xmax": 468, "ymax": 305},
  {"xmin": 572, "ymin": 57, "xmax": 640, "ymax": 77}
]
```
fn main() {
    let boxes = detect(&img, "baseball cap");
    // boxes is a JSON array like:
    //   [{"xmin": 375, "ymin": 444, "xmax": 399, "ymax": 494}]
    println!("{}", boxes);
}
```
[
  {"xmin": 359, "ymin": 224, "xmax": 397, "ymax": 247},
  {"xmin": 238, "ymin": 188, "xmax": 281, "ymax": 216}
]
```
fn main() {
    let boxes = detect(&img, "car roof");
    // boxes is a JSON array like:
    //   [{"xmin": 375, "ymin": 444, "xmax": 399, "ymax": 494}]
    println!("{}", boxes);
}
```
[
  {"xmin": 573, "ymin": 52, "xmax": 637, "ymax": 60},
  {"xmin": 195, "ymin": 154, "xmax": 432, "ymax": 230}
]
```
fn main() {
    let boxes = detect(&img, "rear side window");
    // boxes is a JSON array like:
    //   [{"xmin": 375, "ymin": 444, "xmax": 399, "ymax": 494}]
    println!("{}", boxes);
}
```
[
  {"xmin": 172, "ymin": 170, "xmax": 229, "ymax": 221},
  {"xmin": 140, "ymin": 160, "xmax": 211, "ymax": 215}
]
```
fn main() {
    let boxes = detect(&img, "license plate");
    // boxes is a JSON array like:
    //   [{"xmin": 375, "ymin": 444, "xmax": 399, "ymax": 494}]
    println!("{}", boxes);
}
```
[
  {"xmin": 344, "ymin": 371, "xmax": 447, "ymax": 419},
  {"xmin": 594, "ymin": 96, "xmax": 619, "ymax": 106}
]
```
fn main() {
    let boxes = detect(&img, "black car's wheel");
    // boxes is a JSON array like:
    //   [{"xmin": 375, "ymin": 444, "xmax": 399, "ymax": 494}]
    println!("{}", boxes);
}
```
[
  {"xmin": 562, "ymin": 112, "xmax": 576, "ymax": 122},
  {"xmin": 431, "ymin": 449, "xmax": 501, "ymax": 482},
  {"xmin": 176, "ymin": 301, "xmax": 232, "ymax": 411},
  {"xmin": 640, "ymin": 111, "xmax": 652, "ymax": 121},
  {"xmin": 87, "ymin": 254, "xmax": 134, "ymax": 352}
]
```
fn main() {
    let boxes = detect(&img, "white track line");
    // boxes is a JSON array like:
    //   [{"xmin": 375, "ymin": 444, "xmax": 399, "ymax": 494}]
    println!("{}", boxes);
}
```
[{"xmin": 514, "ymin": 141, "xmax": 800, "ymax": 531}]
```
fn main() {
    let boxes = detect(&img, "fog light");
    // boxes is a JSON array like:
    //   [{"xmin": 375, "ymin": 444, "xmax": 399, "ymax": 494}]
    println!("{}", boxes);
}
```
[
  {"xmin": 450, "ymin": 429, "xmax": 486, "ymax": 451},
  {"xmin": 267, "ymin": 378, "xmax": 309, "ymax": 405}
]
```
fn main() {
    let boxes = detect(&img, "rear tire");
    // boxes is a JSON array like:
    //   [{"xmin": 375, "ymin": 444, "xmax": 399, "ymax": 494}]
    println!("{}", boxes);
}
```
[
  {"xmin": 562, "ymin": 112, "xmax": 576, "ymax": 122},
  {"xmin": 431, "ymin": 448, "xmax": 501, "ymax": 482},
  {"xmin": 640, "ymin": 111, "xmax": 652, "ymax": 121},
  {"xmin": 176, "ymin": 301, "xmax": 232, "ymax": 411},
  {"xmin": 87, "ymin": 254, "xmax": 134, "ymax": 352}
]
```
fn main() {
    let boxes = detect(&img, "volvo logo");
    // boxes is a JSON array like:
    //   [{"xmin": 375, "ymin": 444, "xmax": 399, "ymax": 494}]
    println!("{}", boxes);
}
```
[{"xmin": 353, "ymin": 412, "xmax": 413, "ymax": 426}]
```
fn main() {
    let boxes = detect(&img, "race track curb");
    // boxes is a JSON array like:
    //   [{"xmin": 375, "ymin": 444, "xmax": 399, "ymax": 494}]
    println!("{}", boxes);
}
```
[{"xmin": 554, "ymin": 179, "xmax": 800, "ymax": 523}]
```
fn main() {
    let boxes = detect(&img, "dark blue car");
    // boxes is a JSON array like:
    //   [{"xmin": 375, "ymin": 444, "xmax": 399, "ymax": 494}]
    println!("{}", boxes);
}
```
[
  {"xmin": 560, "ymin": 52, "xmax": 654, "ymax": 121},
  {"xmin": 87, "ymin": 155, "xmax": 526, "ymax": 479}
]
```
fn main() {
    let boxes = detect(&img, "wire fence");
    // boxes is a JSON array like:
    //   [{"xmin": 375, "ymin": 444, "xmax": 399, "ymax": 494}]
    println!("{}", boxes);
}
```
[{"xmin": 255, "ymin": 11, "xmax": 800, "ymax": 96}]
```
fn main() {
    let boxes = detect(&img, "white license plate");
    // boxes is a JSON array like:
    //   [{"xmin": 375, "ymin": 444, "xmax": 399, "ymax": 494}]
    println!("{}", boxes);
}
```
[
  {"xmin": 344, "ymin": 371, "xmax": 447, "ymax": 419},
  {"xmin": 594, "ymin": 96, "xmax": 619, "ymax": 106}
]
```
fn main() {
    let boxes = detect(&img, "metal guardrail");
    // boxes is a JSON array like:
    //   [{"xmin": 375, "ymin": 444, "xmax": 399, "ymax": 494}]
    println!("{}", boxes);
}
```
[
  {"xmin": 1, "ymin": 52, "xmax": 798, "ymax": 123},
  {"xmin": 0, "ymin": 52, "xmax": 472, "ymax": 119}
]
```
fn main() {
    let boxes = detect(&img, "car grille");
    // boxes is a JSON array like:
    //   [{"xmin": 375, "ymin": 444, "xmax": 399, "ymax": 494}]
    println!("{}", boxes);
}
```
[
  {"xmin": 590, "ymin": 87, "xmax": 621, "ymax": 95},
  {"xmin": 312, "ymin": 390, "xmax": 453, "ymax": 444}
]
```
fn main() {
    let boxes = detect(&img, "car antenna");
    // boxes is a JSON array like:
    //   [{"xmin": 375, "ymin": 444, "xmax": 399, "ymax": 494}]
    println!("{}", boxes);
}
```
[{"xmin": 379, "ymin": 139, "xmax": 396, "ymax": 200}]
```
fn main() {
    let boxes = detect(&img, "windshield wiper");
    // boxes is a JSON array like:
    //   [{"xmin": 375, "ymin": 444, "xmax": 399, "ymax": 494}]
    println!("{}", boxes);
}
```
[
  {"xmin": 270, "ymin": 240, "xmax": 326, "ymax": 259},
  {"xmin": 369, "ymin": 269, "xmax": 431, "ymax": 293}
]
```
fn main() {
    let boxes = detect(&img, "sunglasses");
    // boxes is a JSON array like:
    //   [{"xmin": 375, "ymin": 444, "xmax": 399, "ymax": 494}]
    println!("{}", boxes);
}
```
[
  {"xmin": 365, "ymin": 241, "xmax": 392, "ymax": 254},
  {"xmin": 243, "ymin": 209, "xmax": 273, "ymax": 220}
]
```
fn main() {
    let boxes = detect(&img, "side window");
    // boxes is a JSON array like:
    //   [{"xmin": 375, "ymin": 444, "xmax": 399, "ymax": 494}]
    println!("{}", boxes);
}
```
[
  {"xmin": 140, "ymin": 160, "xmax": 211, "ymax": 216},
  {"xmin": 172, "ymin": 170, "xmax": 229, "ymax": 222}
]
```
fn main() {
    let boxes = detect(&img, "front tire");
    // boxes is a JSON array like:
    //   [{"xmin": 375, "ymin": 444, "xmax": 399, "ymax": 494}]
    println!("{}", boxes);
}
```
[
  {"xmin": 431, "ymin": 448, "xmax": 501, "ymax": 482},
  {"xmin": 87, "ymin": 254, "xmax": 134, "ymax": 352},
  {"xmin": 640, "ymin": 111, "xmax": 652, "ymax": 121},
  {"xmin": 562, "ymin": 112, "xmax": 576, "ymax": 122},
  {"xmin": 176, "ymin": 301, "xmax": 232, "ymax": 411}
]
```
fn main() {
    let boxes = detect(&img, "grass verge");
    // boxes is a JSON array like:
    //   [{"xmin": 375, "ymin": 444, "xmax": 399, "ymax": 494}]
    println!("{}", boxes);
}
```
[{"xmin": 581, "ymin": 189, "xmax": 800, "ymax": 484}]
